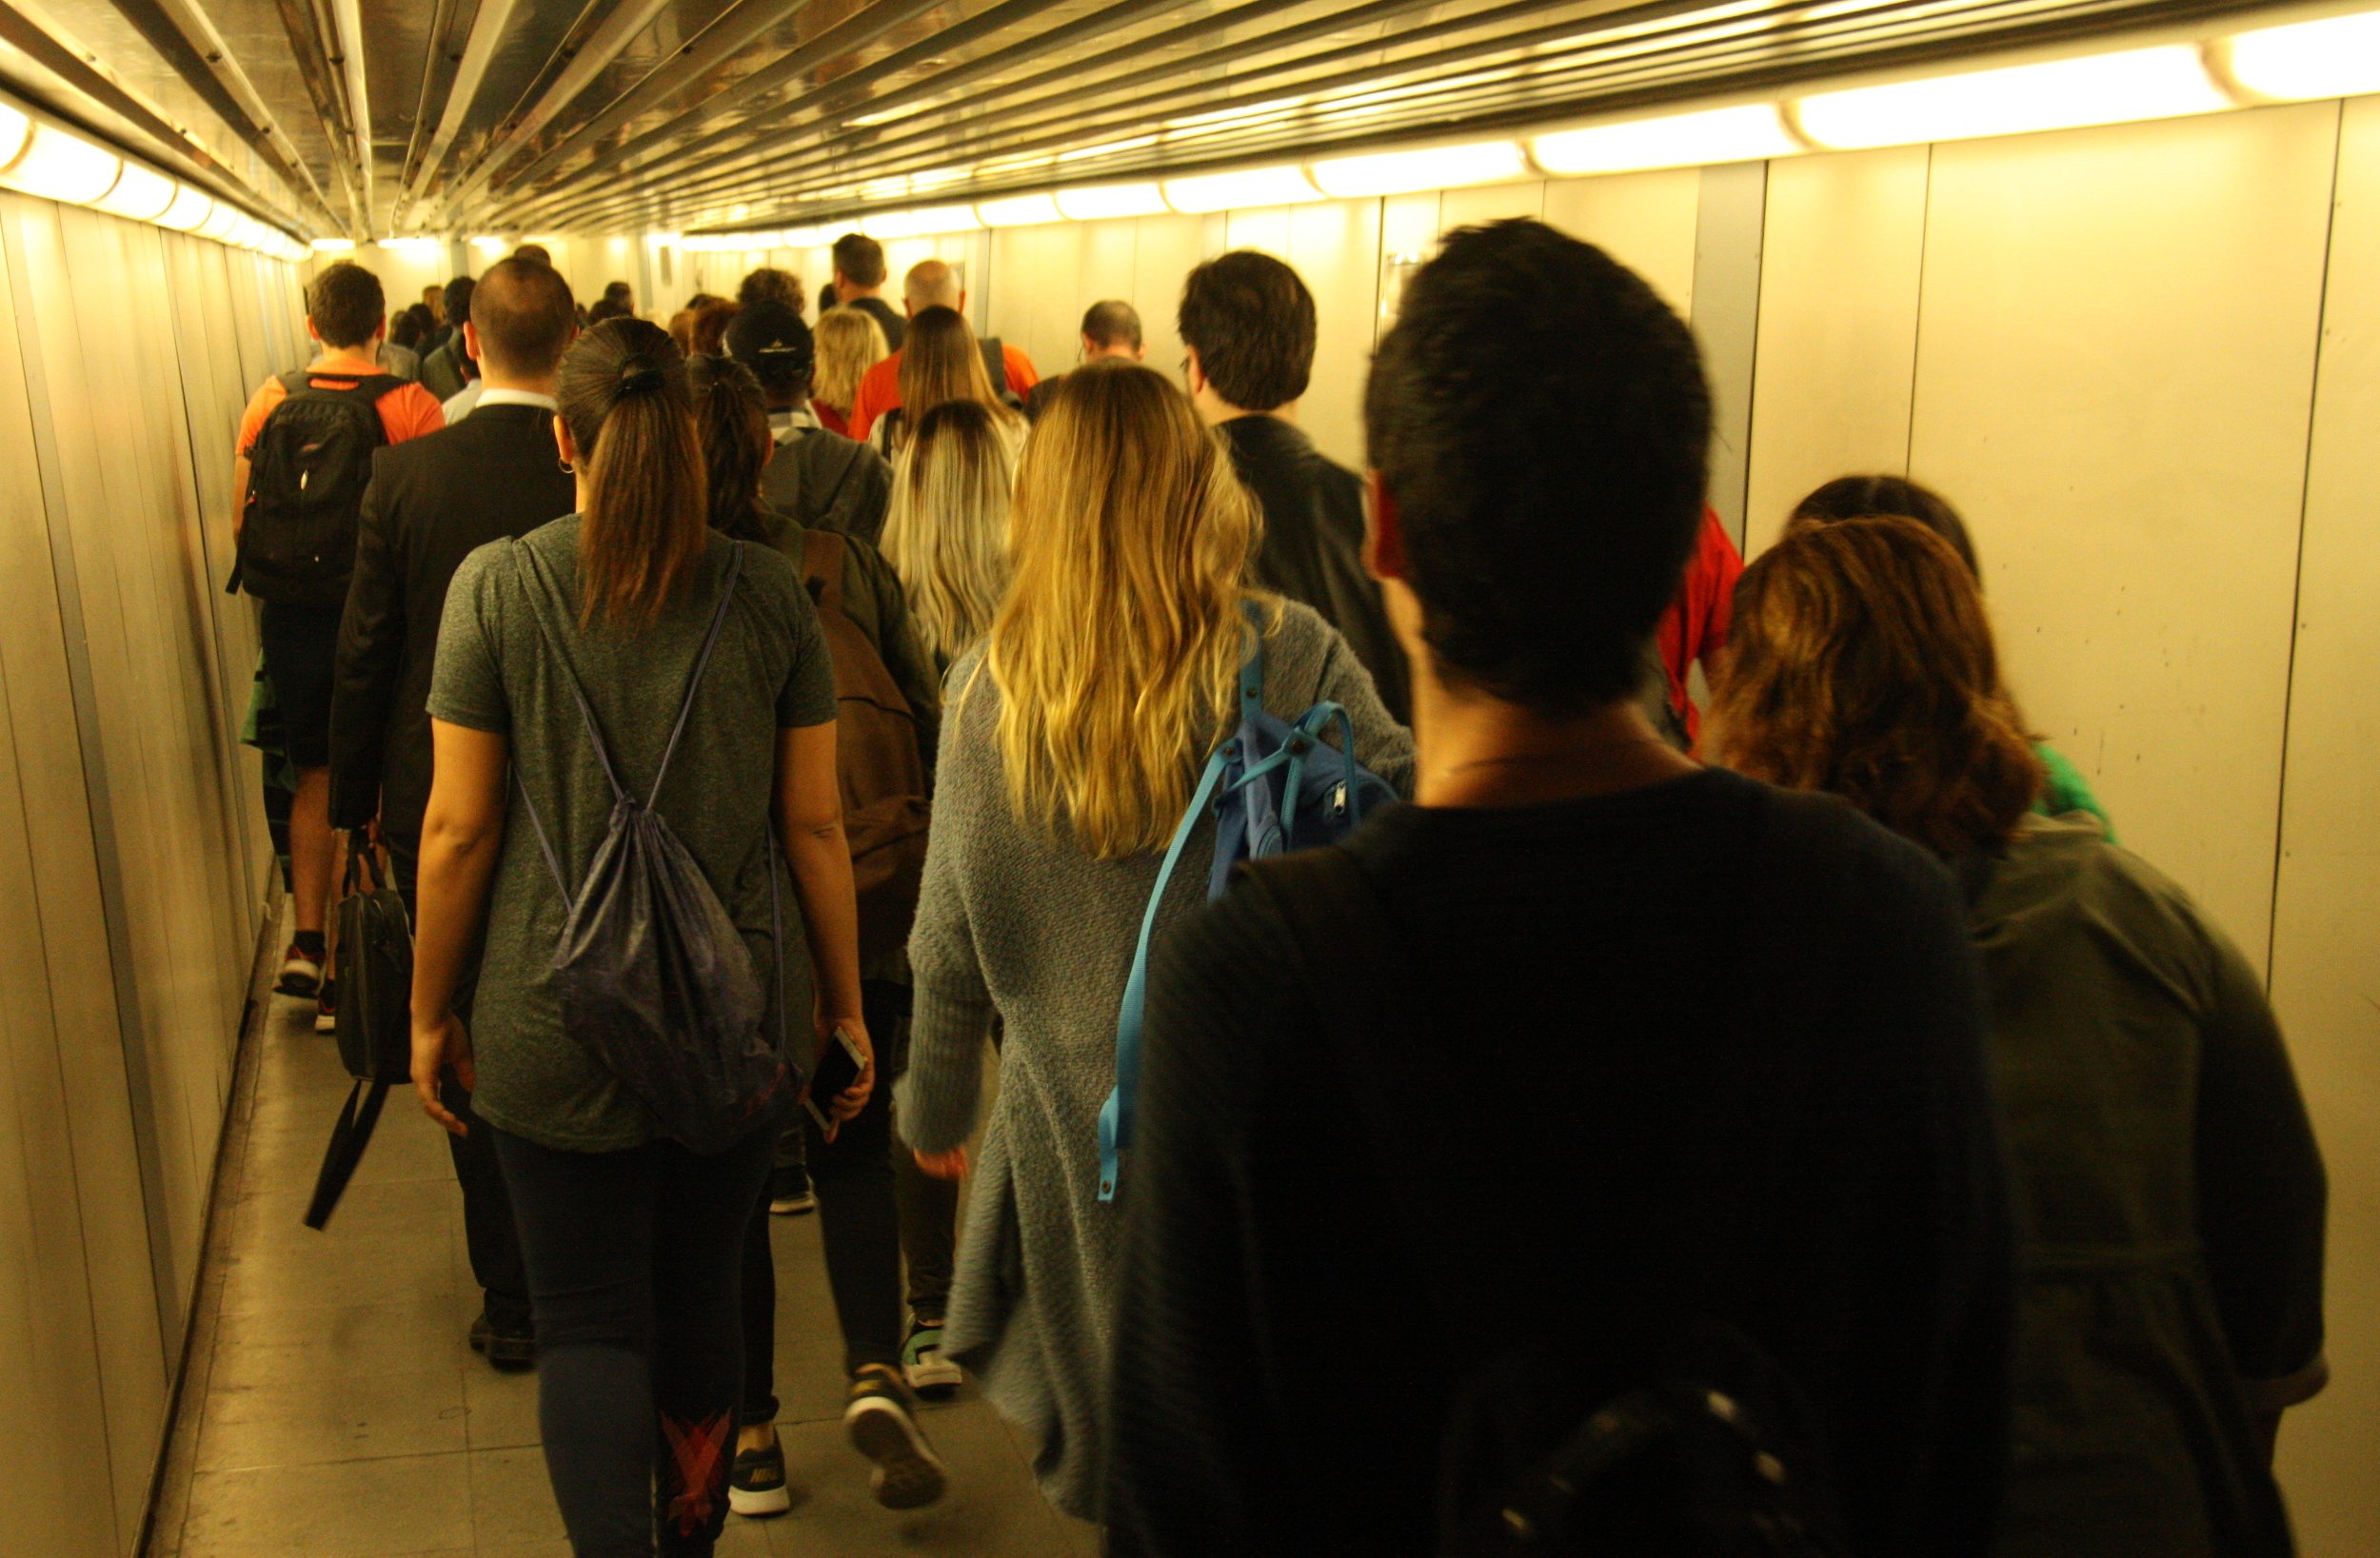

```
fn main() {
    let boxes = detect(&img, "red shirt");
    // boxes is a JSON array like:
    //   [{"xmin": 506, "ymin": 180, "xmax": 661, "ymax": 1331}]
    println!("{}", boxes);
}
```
[
  {"xmin": 846, "ymin": 342, "xmax": 1040, "ymax": 442},
  {"xmin": 810, "ymin": 399, "xmax": 853, "ymax": 438},
  {"xmin": 1655, "ymin": 507, "xmax": 1743, "ymax": 745}
]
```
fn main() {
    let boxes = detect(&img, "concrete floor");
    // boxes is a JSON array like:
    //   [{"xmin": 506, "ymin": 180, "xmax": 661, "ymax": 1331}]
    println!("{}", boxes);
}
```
[{"xmin": 147, "ymin": 977, "xmax": 1099, "ymax": 1558}]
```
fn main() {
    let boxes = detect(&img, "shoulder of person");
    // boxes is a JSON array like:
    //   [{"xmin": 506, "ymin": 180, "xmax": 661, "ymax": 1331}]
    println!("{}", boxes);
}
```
[
  {"xmin": 1257, "ymin": 596, "xmax": 1345, "ymax": 668},
  {"xmin": 1737, "ymin": 776, "xmax": 1964, "ymax": 921},
  {"xmin": 1993, "ymin": 815, "xmax": 2220, "ymax": 968},
  {"xmin": 1148, "ymin": 868, "xmax": 1311, "ymax": 1055}
]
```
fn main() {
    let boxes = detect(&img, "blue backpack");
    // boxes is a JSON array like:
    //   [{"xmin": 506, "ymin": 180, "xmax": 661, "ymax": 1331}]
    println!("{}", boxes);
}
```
[{"xmin": 1098, "ymin": 604, "xmax": 1398, "ymax": 1201}]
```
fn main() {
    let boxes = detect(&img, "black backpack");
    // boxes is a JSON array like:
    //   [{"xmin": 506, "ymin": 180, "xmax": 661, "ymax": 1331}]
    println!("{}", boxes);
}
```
[
  {"xmin": 1248, "ymin": 847, "xmax": 1850, "ymax": 1558},
  {"xmin": 978, "ymin": 337, "xmax": 1025, "ymax": 411},
  {"xmin": 509, "ymin": 539, "xmax": 796, "ymax": 1154},
  {"xmin": 241, "ymin": 371, "xmax": 398, "ymax": 605}
]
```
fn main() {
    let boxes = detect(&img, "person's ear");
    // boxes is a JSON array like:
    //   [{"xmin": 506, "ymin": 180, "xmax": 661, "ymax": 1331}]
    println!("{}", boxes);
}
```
[
  {"xmin": 1184, "ymin": 346, "xmax": 1206, "ymax": 396},
  {"xmin": 306, "ymin": 317, "xmax": 324, "ymax": 345},
  {"xmin": 553, "ymin": 414, "xmax": 580, "ymax": 470},
  {"xmin": 958, "ymin": 289, "xmax": 968, "ymax": 314},
  {"xmin": 1365, "ymin": 471, "xmax": 1409, "ymax": 583},
  {"xmin": 372, "ymin": 313, "xmax": 388, "ymax": 344},
  {"xmin": 463, "ymin": 321, "xmax": 483, "ymax": 364}
]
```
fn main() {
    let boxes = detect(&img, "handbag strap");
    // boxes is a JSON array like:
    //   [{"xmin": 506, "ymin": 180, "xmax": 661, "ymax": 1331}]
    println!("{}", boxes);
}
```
[{"xmin": 302, "ymin": 1078, "xmax": 390, "ymax": 1231}]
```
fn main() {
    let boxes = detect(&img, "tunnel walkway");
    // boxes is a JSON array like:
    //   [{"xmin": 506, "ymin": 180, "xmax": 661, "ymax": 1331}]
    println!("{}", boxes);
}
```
[{"xmin": 142, "ymin": 940, "xmax": 1096, "ymax": 1558}]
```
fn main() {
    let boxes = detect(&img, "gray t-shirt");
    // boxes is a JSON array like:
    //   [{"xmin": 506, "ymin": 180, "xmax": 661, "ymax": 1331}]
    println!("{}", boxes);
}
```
[{"xmin": 428, "ymin": 515, "xmax": 838, "ymax": 1152}]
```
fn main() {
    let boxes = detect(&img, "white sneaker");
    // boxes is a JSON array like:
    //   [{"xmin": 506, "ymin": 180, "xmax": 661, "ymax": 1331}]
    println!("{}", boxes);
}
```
[{"xmin": 276, "ymin": 942, "xmax": 323, "ymax": 996}]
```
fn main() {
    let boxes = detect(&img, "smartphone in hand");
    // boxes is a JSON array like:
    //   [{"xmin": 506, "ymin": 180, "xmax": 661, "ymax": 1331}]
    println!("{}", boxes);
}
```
[{"xmin": 803, "ymin": 1025, "xmax": 867, "ymax": 1133}]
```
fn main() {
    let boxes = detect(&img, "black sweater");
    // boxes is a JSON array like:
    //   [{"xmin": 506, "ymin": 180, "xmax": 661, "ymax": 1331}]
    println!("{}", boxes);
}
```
[{"xmin": 1107, "ymin": 770, "xmax": 2014, "ymax": 1557}]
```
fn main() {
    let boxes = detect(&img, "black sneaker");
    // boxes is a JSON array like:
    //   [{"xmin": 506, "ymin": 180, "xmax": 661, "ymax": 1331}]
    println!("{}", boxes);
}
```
[
  {"xmin": 468, "ymin": 1308, "xmax": 536, "ymax": 1371},
  {"xmin": 844, "ymin": 1364, "xmax": 945, "ymax": 1509},
  {"xmin": 729, "ymin": 1431, "xmax": 793, "ymax": 1517},
  {"xmin": 276, "ymin": 941, "xmax": 323, "ymax": 996},
  {"xmin": 768, "ymin": 1164, "xmax": 817, "ymax": 1216}
]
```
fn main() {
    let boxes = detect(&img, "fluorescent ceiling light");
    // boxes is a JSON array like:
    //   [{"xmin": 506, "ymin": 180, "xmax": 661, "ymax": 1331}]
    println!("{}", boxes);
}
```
[
  {"xmin": 309, "ymin": 235, "xmax": 356, "ymax": 251},
  {"xmin": 975, "ymin": 192, "xmax": 1061, "ymax": 227},
  {"xmin": 469, "ymin": 234, "xmax": 508, "ymax": 251},
  {"xmin": 1531, "ymin": 104, "xmax": 1804, "ymax": 175},
  {"xmin": 0, "ymin": 123, "xmax": 122, "ymax": 205},
  {"xmin": 0, "ymin": 102, "xmax": 28, "ymax": 168},
  {"xmin": 860, "ymin": 204, "xmax": 978, "ymax": 239},
  {"xmin": 1309, "ymin": 140, "xmax": 1525, "ymax": 198},
  {"xmin": 91, "ymin": 159, "xmax": 176, "ymax": 221},
  {"xmin": 1160, "ymin": 165, "xmax": 1320, "ymax": 212},
  {"xmin": 1054, "ymin": 182, "xmax": 1167, "ymax": 220},
  {"xmin": 2225, "ymin": 11, "xmax": 2380, "ymax": 102},
  {"xmin": 778, "ymin": 226, "xmax": 823, "ymax": 247},
  {"xmin": 158, "ymin": 185, "xmax": 213, "ymax": 231},
  {"xmin": 1792, "ymin": 47, "xmax": 2231, "ymax": 150},
  {"xmin": 378, "ymin": 236, "xmax": 444, "ymax": 252},
  {"xmin": 195, "ymin": 203, "xmax": 243, "ymax": 240}
]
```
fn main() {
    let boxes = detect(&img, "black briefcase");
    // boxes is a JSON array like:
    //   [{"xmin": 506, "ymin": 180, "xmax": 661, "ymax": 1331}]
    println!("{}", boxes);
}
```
[{"xmin": 305, "ymin": 836, "xmax": 415, "ymax": 1229}]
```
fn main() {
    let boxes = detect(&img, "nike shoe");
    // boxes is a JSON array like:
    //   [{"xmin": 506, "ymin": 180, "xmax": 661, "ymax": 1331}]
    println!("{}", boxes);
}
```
[{"xmin": 844, "ymin": 1364, "xmax": 946, "ymax": 1509}]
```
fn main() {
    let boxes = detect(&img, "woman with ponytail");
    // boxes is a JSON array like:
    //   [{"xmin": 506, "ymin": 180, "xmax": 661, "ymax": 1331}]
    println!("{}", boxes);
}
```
[
  {"xmin": 407, "ymin": 319, "xmax": 895, "ymax": 1555},
  {"xmin": 1708, "ymin": 517, "xmax": 2328, "ymax": 1558}
]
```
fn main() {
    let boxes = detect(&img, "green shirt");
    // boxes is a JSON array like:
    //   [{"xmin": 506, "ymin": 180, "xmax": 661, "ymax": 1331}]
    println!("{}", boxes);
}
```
[
  {"xmin": 427, "ymin": 517, "xmax": 838, "ymax": 1152},
  {"xmin": 1972, "ymin": 817, "xmax": 2325, "ymax": 1557},
  {"xmin": 2033, "ymin": 740, "xmax": 2115, "ymax": 841}
]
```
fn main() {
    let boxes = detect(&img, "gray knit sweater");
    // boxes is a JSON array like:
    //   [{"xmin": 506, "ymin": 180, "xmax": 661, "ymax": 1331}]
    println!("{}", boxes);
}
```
[{"xmin": 897, "ymin": 600, "xmax": 1414, "ymax": 1520}]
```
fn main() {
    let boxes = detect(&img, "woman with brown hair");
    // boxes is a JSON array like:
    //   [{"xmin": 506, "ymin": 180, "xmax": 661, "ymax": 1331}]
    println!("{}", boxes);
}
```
[
  {"xmin": 868, "ymin": 304, "xmax": 1025, "ymax": 461},
  {"xmin": 811, "ymin": 306, "xmax": 887, "ymax": 438},
  {"xmin": 896, "ymin": 363, "xmax": 1409, "ymax": 1519},
  {"xmin": 408, "ymin": 318, "xmax": 880, "ymax": 1554},
  {"xmin": 1709, "ymin": 517, "xmax": 2328, "ymax": 1558}
]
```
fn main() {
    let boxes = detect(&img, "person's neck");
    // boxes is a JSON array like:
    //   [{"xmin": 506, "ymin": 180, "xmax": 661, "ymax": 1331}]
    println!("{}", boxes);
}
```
[
  {"xmin": 843, "ymin": 283, "xmax": 883, "ymax": 302},
  {"xmin": 480, "ymin": 371, "xmax": 558, "ymax": 400},
  {"xmin": 315, "ymin": 343, "xmax": 379, "ymax": 367},
  {"xmin": 1413, "ymin": 667, "xmax": 1698, "ymax": 810},
  {"xmin": 1195, "ymin": 392, "xmax": 1293, "ymax": 428}
]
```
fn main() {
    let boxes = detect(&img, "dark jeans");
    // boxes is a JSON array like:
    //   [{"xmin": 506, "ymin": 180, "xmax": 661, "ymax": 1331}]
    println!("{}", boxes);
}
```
[
  {"xmin": 390, "ymin": 835, "xmax": 530, "ymax": 1331},
  {"xmin": 495, "ymin": 1124, "xmax": 774, "ymax": 1558},
  {"xmin": 739, "ymin": 979, "xmax": 905, "ymax": 1424}
]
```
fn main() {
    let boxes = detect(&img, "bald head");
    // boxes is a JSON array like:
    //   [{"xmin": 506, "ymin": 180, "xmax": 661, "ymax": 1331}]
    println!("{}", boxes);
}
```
[
  {"xmin": 903, "ymin": 258, "xmax": 962, "ymax": 315},
  {"xmin": 469, "ymin": 257, "xmax": 577, "ymax": 383}
]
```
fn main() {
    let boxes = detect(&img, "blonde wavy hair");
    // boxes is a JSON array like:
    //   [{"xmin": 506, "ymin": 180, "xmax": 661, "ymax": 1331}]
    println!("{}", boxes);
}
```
[
  {"xmin": 813, "ymin": 306, "xmax": 888, "ymax": 415},
  {"xmin": 881, "ymin": 399, "xmax": 1015, "ymax": 669},
  {"xmin": 981, "ymin": 362, "xmax": 1265, "ymax": 858}
]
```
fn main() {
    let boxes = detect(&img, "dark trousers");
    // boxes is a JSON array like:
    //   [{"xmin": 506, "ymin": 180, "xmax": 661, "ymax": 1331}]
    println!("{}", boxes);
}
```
[
  {"xmin": 389, "ymin": 834, "xmax": 530, "ymax": 1331},
  {"xmin": 739, "ymin": 978, "xmax": 905, "ymax": 1424},
  {"xmin": 495, "ymin": 1124, "xmax": 774, "ymax": 1558}
]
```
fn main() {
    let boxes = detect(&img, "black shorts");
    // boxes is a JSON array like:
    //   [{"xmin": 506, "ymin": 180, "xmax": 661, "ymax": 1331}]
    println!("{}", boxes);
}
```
[{"xmin": 257, "ymin": 601, "xmax": 345, "ymax": 771}]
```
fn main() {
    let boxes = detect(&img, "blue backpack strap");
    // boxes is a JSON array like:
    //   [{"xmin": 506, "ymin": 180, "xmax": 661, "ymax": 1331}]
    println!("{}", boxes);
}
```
[{"xmin": 1099, "ymin": 746, "xmax": 1231, "ymax": 1203}]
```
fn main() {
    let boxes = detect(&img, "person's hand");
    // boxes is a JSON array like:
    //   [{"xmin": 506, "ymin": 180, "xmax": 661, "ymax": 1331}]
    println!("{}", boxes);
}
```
[
  {"xmin": 808, "ymin": 1017, "xmax": 873, "ymax": 1142},
  {"xmin": 915, "ymin": 1147, "xmax": 969, "ymax": 1181},
  {"xmin": 412, "ymin": 1010, "xmax": 474, "ymax": 1136}
]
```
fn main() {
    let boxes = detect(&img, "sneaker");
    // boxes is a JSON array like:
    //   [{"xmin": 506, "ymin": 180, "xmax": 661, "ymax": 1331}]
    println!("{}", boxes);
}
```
[
  {"xmin": 467, "ymin": 1308, "xmax": 536, "ymax": 1371},
  {"xmin": 902, "ymin": 1317, "xmax": 962, "ymax": 1395},
  {"xmin": 844, "ymin": 1364, "xmax": 945, "ymax": 1509},
  {"xmin": 276, "ymin": 942, "xmax": 323, "ymax": 997},
  {"xmin": 768, "ymin": 1164, "xmax": 817, "ymax": 1216},
  {"xmin": 314, "ymin": 979, "xmax": 337, "ymax": 1035},
  {"xmin": 728, "ymin": 1432, "xmax": 793, "ymax": 1517}
]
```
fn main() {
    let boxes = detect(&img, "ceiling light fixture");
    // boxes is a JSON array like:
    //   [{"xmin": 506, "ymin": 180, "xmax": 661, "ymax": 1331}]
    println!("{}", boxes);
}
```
[
  {"xmin": 1530, "ymin": 103, "xmax": 1805, "ymax": 175},
  {"xmin": 0, "ymin": 102, "xmax": 28, "ymax": 168},
  {"xmin": 860, "ymin": 204, "xmax": 978, "ymax": 239},
  {"xmin": 157, "ymin": 185, "xmax": 214, "ymax": 231},
  {"xmin": 2223, "ymin": 10, "xmax": 2380, "ymax": 102},
  {"xmin": 1790, "ymin": 46, "xmax": 2231, "ymax": 150},
  {"xmin": 1053, "ymin": 183, "xmax": 1167, "ymax": 220},
  {"xmin": 1308, "ymin": 140, "xmax": 1526, "ymax": 198},
  {"xmin": 974, "ymin": 192, "xmax": 1062, "ymax": 227},
  {"xmin": 90, "ymin": 159, "xmax": 176, "ymax": 221},
  {"xmin": 310, "ymin": 236, "xmax": 356, "ymax": 251},
  {"xmin": 0, "ymin": 122, "xmax": 122, "ymax": 204},
  {"xmin": 1160, "ymin": 165, "xmax": 1320, "ymax": 212}
]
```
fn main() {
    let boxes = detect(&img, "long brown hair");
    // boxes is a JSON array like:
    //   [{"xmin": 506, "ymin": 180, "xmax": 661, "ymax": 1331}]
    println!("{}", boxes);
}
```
[
  {"xmin": 983, "ymin": 363, "xmax": 1264, "ymax": 858},
  {"xmin": 900, "ymin": 306, "xmax": 1021, "ymax": 433},
  {"xmin": 560, "ymin": 318, "xmax": 708, "ymax": 628},
  {"xmin": 685, "ymin": 353, "xmax": 775, "ymax": 542},
  {"xmin": 1707, "ymin": 517, "xmax": 2042, "ymax": 857}
]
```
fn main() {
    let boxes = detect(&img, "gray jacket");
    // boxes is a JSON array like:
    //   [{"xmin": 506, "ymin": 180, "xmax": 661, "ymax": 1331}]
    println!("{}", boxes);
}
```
[{"xmin": 762, "ymin": 407, "xmax": 893, "ymax": 547}]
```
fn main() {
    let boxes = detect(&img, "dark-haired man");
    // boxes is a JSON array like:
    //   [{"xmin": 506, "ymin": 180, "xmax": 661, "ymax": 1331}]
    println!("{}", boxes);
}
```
[
  {"xmin": 830, "ymin": 232, "xmax": 904, "ymax": 350},
  {"xmin": 1109, "ymin": 221, "xmax": 2013, "ymax": 1557},
  {"xmin": 231, "ymin": 261, "xmax": 444, "ymax": 1012},
  {"xmin": 1178, "ymin": 250, "xmax": 1408, "ymax": 721},
  {"xmin": 725, "ymin": 299, "xmax": 894, "ymax": 545},
  {"xmin": 1022, "ymin": 299, "xmax": 1143, "ymax": 422},
  {"xmin": 328, "ymin": 256, "xmax": 580, "ymax": 1368},
  {"xmin": 420, "ymin": 275, "xmax": 476, "ymax": 400},
  {"xmin": 739, "ymin": 266, "xmax": 805, "ymax": 314}
]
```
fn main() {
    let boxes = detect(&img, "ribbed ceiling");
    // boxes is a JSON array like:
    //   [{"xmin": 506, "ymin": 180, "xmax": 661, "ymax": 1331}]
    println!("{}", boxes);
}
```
[{"xmin": 0, "ymin": 0, "xmax": 2330, "ymax": 239}]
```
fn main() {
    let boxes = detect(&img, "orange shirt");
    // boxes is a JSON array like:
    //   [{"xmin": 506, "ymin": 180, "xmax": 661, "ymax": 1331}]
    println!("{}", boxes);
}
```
[
  {"xmin": 237, "ymin": 353, "xmax": 446, "ymax": 456},
  {"xmin": 846, "ymin": 341, "xmax": 1040, "ymax": 442}
]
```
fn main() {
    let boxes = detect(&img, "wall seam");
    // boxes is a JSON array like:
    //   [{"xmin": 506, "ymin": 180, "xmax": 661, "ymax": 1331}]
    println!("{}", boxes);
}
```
[
  {"xmin": 1904, "ymin": 142, "xmax": 1934, "ymax": 477},
  {"xmin": 2262, "ymin": 98, "xmax": 2350, "ymax": 991}
]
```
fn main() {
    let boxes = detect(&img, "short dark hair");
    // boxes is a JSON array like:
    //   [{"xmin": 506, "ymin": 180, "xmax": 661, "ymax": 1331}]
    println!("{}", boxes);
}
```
[
  {"xmin": 512, "ymin": 244, "xmax": 552, "ymax": 266},
  {"xmin": 831, "ymin": 232, "xmax": 885, "ymax": 288},
  {"xmin": 724, "ymin": 299, "xmax": 814, "ymax": 402},
  {"xmin": 391, "ymin": 305, "xmax": 433, "ymax": 350},
  {"xmin": 738, "ymin": 267, "xmax": 805, "ymax": 314},
  {"xmin": 1178, "ymin": 251, "xmax": 1315, "ymax": 411},
  {"xmin": 442, "ymin": 276, "xmax": 475, "ymax": 336},
  {"xmin": 1081, "ymin": 299, "xmax": 1141, "ymax": 351},
  {"xmin": 470, "ymin": 257, "xmax": 576, "ymax": 378},
  {"xmin": 603, "ymin": 280, "xmax": 632, "ymax": 303},
  {"xmin": 1364, "ymin": 220, "xmax": 1711, "ymax": 714},
  {"xmin": 586, "ymin": 297, "xmax": 631, "ymax": 325},
  {"xmin": 307, "ymin": 262, "xmax": 385, "ymax": 350},
  {"xmin": 1789, "ymin": 475, "xmax": 1979, "ymax": 579}
]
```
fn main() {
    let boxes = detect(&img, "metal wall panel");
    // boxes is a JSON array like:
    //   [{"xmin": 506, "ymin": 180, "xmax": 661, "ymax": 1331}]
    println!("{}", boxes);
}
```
[{"xmin": 2268, "ymin": 92, "xmax": 2380, "ymax": 1558}]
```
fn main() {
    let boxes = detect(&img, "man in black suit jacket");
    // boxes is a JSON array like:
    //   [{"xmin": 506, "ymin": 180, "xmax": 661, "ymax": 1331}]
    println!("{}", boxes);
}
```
[{"xmin": 328, "ymin": 257, "xmax": 578, "ymax": 1367}]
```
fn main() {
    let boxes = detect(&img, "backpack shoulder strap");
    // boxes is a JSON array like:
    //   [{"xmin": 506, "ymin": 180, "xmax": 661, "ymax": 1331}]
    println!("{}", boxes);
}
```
[
  {"xmin": 650, "ymin": 542, "xmax": 745, "ymax": 804},
  {"xmin": 800, "ymin": 526, "xmax": 845, "ymax": 615}
]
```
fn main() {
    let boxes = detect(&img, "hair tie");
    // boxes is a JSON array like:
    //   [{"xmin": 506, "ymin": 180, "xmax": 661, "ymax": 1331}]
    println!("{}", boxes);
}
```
[{"xmin": 619, "ymin": 358, "xmax": 664, "ymax": 394}]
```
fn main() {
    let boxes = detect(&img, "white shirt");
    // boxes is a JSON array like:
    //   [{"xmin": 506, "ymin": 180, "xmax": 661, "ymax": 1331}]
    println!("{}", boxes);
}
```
[{"xmin": 444, "ymin": 385, "xmax": 556, "ymax": 425}]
